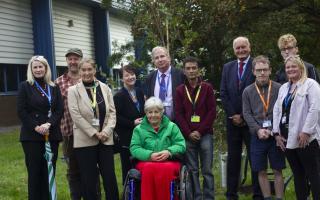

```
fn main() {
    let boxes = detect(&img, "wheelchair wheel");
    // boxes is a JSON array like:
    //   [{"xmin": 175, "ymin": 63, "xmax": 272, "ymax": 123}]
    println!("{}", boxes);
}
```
[
  {"xmin": 179, "ymin": 165, "xmax": 193, "ymax": 200},
  {"xmin": 122, "ymin": 169, "xmax": 141, "ymax": 200}
]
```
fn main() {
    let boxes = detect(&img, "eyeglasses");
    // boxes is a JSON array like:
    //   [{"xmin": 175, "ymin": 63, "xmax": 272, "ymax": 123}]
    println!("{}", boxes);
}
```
[
  {"xmin": 31, "ymin": 55, "xmax": 45, "ymax": 61},
  {"xmin": 254, "ymin": 68, "xmax": 270, "ymax": 73},
  {"xmin": 280, "ymin": 46, "xmax": 295, "ymax": 52}
]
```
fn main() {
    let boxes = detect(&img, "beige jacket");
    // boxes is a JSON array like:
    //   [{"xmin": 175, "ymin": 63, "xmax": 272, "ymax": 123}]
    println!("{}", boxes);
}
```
[{"xmin": 68, "ymin": 81, "xmax": 116, "ymax": 148}]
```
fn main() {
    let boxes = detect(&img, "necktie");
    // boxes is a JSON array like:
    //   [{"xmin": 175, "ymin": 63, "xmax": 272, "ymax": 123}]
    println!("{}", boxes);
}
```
[
  {"xmin": 239, "ymin": 61, "xmax": 244, "ymax": 79},
  {"xmin": 159, "ymin": 73, "xmax": 166, "ymax": 101}
]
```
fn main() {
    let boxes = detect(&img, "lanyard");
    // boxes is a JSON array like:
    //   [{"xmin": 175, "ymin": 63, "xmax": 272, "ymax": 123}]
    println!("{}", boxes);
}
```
[
  {"xmin": 254, "ymin": 81, "xmax": 272, "ymax": 116},
  {"xmin": 90, "ymin": 84, "xmax": 97, "ymax": 109},
  {"xmin": 284, "ymin": 83, "xmax": 297, "ymax": 109},
  {"xmin": 237, "ymin": 61, "xmax": 248, "ymax": 81},
  {"xmin": 157, "ymin": 72, "xmax": 171, "ymax": 97},
  {"xmin": 185, "ymin": 84, "xmax": 202, "ymax": 113},
  {"xmin": 34, "ymin": 81, "xmax": 51, "ymax": 106},
  {"xmin": 126, "ymin": 88, "xmax": 140, "ymax": 112}
]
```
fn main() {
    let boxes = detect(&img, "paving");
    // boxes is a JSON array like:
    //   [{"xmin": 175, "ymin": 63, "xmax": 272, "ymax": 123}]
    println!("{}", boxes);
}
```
[{"xmin": 0, "ymin": 125, "xmax": 20, "ymax": 134}]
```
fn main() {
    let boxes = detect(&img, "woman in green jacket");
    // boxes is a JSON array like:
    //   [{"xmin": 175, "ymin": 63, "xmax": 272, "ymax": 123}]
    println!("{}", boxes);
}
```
[{"xmin": 130, "ymin": 97, "xmax": 186, "ymax": 200}]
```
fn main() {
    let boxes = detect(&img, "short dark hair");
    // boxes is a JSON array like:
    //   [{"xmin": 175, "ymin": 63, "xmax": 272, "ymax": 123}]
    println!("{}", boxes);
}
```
[
  {"xmin": 183, "ymin": 56, "xmax": 199, "ymax": 68},
  {"xmin": 119, "ymin": 64, "xmax": 136, "ymax": 79}
]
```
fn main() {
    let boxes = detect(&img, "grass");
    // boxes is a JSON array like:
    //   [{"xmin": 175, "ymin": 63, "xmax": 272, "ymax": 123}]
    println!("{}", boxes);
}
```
[{"xmin": 0, "ymin": 129, "xmax": 296, "ymax": 200}]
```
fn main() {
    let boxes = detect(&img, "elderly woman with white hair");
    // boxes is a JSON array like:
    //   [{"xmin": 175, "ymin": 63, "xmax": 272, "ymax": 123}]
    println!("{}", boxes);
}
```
[
  {"xmin": 273, "ymin": 55, "xmax": 320, "ymax": 200},
  {"xmin": 130, "ymin": 97, "xmax": 186, "ymax": 200}
]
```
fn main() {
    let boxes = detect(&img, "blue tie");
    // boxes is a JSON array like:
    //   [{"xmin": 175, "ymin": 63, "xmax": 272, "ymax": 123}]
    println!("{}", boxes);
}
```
[{"xmin": 159, "ymin": 73, "xmax": 166, "ymax": 101}]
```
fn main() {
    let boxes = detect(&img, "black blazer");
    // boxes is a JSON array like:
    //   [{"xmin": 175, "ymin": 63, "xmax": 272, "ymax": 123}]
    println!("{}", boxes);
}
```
[
  {"xmin": 113, "ymin": 87, "xmax": 145, "ymax": 147},
  {"xmin": 17, "ymin": 81, "xmax": 63, "ymax": 142},
  {"xmin": 144, "ymin": 67, "xmax": 184, "ymax": 117},
  {"xmin": 220, "ymin": 58, "xmax": 255, "ymax": 117}
]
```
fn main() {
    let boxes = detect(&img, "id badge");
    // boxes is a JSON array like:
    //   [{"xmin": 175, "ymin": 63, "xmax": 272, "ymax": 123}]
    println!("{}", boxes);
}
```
[
  {"xmin": 48, "ymin": 110, "xmax": 52, "ymax": 118},
  {"xmin": 262, "ymin": 120, "xmax": 272, "ymax": 128},
  {"xmin": 163, "ymin": 102, "xmax": 171, "ymax": 107},
  {"xmin": 281, "ymin": 116, "xmax": 286, "ymax": 124},
  {"xmin": 92, "ymin": 118, "xmax": 100, "ymax": 127},
  {"xmin": 191, "ymin": 115, "xmax": 200, "ymax": 123}
]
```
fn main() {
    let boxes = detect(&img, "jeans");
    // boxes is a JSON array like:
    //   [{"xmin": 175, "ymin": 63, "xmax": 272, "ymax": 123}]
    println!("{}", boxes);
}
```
[{"xmin": 186, "ymin": 133, "xmax": 214, "ymax": 200}]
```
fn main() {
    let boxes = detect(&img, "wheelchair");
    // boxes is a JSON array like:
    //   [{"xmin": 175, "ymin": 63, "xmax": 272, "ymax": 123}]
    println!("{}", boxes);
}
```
[{"xmin": 122, "ymin": 164, "xmax": 193, "ymax": 200}]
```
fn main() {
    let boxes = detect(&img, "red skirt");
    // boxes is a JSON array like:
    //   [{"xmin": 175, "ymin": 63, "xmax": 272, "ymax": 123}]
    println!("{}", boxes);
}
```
[{"xmin": 136, "ymin": 161, "xmax": 181, "ymax": 200}]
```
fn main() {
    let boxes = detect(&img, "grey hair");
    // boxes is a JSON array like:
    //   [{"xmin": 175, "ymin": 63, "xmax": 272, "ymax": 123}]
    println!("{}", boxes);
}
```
[
  {"xmin": 26, "ymin": 55, "xmax": 54, "ymax": 86},
  {"xmin": 144, "ymin": 97, "xmax": 164, "ymax": 114},
  {"xmin": 233, "ymin": 36, "xmax": 250, "ymax": 49},
  {"xmin": 151, "ymin": 46, "xmax": 170, "ymax": 62}
]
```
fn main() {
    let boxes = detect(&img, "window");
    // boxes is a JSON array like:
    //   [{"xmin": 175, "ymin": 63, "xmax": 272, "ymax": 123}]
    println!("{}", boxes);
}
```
[{"xmin": 0, "ymin": 64, "xmax": 27, "ymax": 95}]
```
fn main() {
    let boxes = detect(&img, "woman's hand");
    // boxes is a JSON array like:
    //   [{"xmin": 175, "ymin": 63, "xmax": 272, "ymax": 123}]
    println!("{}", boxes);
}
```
[
  {"xmin": 275, "ymin": 135, "xmax": 286, "ymax": 151},
  {"xmin": 150, "ymin": 150, "xmax": 171, "ymax": 162},
  {"xmin": 95, "ymin": 132, "xmax": 108, "ymax": 142},
  {"xmin": 35, "ymin": 123, "xmax": 51, "ymax": 135},
  {"xmin": 134, "ymin": 118, "xmax": 143, "ymax": 126},
  {"xmin": 298, "ymin": 132, "xmax": 310, "ymax": 148}
]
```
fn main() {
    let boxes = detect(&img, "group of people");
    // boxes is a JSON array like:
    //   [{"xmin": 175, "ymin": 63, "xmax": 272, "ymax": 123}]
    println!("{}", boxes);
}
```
[
  {"xmin": 221, "ymin": 34, "xmax": 320, "ymax": 200},
  {"xmin": 16, "ymin": 33, "xmax": 320, "ymax": 200}
]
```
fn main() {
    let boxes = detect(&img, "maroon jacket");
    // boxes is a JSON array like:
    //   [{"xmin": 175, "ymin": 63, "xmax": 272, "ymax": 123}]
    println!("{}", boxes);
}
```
[{"xmin": 175, "ymin": 80, "xmax": 216, "ymax": 137}]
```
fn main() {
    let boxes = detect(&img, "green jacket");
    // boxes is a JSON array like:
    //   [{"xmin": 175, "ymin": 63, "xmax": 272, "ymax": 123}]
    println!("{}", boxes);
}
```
[{"xmin": 130, "ymin": 115, "xmax": 186, "ymax": 161}]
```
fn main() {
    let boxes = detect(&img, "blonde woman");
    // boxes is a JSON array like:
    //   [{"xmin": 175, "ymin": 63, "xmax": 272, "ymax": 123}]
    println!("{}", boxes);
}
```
[
  {"xmin": 68, "ymin": 58, "xmax": 119, "ymax": 200},
  {"xmin": 273, "ymin": 55, "xmax": 320, "ymax": 199},
  {"xmin": 17, "ymin": 55, "xmax": 63, "ymax": 200}
]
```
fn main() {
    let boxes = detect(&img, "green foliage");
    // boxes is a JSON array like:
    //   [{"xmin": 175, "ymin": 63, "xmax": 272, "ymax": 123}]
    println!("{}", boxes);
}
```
[{"xmin": 105, "ymin": 0, "xmax": 320, "ymax": 88}]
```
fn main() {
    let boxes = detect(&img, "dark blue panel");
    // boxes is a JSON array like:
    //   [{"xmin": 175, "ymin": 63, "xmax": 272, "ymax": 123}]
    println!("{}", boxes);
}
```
[
  {"xmin": 93, "ymin": 7, "xmax": 109, "ymax": 80},
  {"xmin": 31, "ymin": 0, "xmax": 56, "ymax": 79}
]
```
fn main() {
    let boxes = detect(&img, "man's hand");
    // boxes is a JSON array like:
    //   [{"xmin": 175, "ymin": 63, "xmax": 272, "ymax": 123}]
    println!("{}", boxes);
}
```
[
  {"xmin": 231, "ymin": 114, "xmax": 244, "ymax": 126},
  {"xmin": 298, "ymin": 132, "xmax": 310, "ymax": 148},
  {"xmin": 275, "ymin": 135, "xmax": 286, "ymax": 151},
  {"xmin": 189, "ymin": 131, "xmax": 201, "ymax": 143},
  {"xmin": 257, "ymin": 129, "xmax": 270, "ymax": 140}
]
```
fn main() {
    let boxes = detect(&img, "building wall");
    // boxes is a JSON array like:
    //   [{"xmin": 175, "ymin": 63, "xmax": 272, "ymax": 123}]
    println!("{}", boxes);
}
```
[{"xmin": 52, "ymin": 0, "xmax": 95, "ymax": 66}]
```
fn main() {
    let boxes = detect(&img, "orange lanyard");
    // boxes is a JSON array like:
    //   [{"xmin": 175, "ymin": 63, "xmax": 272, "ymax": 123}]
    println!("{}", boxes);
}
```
[{"xmin": 254, "ymin": 80, "xmax": 272, "ymax": 116}]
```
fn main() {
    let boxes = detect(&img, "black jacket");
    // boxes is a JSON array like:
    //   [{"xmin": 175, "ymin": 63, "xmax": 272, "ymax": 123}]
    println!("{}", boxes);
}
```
[
  {"xmin": 17, "ymin": 81, "xmax": 63, "ymax": 142},
  {"xmin": 275, "ymin": 61, "xmax": 320, "ymax": 85},
  {"xmin": 113, "ymin": 87, "xmax": 145, "ymax": 147}
]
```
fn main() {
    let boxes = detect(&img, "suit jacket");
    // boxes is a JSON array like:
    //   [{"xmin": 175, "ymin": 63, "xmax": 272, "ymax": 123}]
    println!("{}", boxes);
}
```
[
  {"xmin": 113, "ymin": 87, "xmax": 145, "ymax": 147},
  {"xmin": 17, "ymin": 81, "xmax": 63, "ymax": 142},
  {"xmin": 144, "ymin": 67, "xmax": 184, "ymax": 118},
  {"xmin": 220, "ymin": 58, "xmax": 255, "ymax": 117},
  {"xmin": 275, "ymin": 61, "xmax": 320, "ymax": 85},
  {"xmin": 68, "ymin": 81, "xmax": 116, "ymax": 148}
]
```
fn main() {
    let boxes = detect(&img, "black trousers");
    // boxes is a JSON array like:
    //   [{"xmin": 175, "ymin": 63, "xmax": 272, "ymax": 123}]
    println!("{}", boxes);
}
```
[
  {"xmin": 22, "ymin": 141, "xmax": 59, "ymax": 200},
  {"xmin": 285, "ymin": 139, "xmax": 320, "ymax": 200},
  {"xmin": 75, "ymin": 143, "xmax": 119, "ymax": 200},
  {"xmin": 119, "ymin": 147, "xmax": 132, "ymax": 184},
  {"xmin": 62, "ymin": 136, "xmax": 83, "ymax": 200},
  {"xmin": 225, "ymin": 121, "xmax": 262, "ymax": 200}
]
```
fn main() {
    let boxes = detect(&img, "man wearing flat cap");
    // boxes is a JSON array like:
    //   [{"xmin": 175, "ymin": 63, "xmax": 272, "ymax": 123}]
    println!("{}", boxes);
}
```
[{"xmin": 55, "ymin": 48, "xmax": 83, "ymax": 199}]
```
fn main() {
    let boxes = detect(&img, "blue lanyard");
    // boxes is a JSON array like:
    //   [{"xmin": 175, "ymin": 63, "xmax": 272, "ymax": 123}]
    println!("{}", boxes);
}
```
[
  {"xmin": 157, "ymin": 71, "xmax": 171, "ymax": 97},
  {"xmin": 125, "ymin": 88, "xmax": 140, "ymax": 112},
  {"xmin": 237, "ymin": 61, "xmax": 248, "ymax": 81},
  {"xmin": 34, "ymin": 81, "xmax": 52, "ymax": 106},
  {"xmin": 284, "ymin": 83, "xmax": 296, "ymax": 109}
]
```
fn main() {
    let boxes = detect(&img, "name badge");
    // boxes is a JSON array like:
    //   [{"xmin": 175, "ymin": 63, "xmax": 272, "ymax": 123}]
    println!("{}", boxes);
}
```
[
  {"xmin": 262, "ymin": 120, "xmax": 272, "ymax": 128},
  {"xmin": 163, "ymin": 102, "xmax": 171, "ymax": 107},
  {"xmin": 48, "ymin": 110, "xmax": 52, "ymax": 118},
  {"xmin": 281, "ymin": 116, "xmax": 286, "ymax": 124},
  {"xmin": 191, "ymin": 115, "xmax": 200, "ymax": 123},
  {"xmin": 92, "ymin": 118, "xmax": 100, "ymax": 127}
]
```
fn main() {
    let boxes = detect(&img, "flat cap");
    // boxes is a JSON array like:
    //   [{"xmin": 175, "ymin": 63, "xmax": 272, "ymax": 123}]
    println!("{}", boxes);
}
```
[{"xmin": 65, "ymin": 48, "xmax": 83, "ymax": 57}]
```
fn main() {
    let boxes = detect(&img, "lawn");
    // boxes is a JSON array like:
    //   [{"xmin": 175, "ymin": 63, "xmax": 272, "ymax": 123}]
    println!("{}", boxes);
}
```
[{"xmin": 0, "ymin": 129, "xmax": 296, "ymax": 200}]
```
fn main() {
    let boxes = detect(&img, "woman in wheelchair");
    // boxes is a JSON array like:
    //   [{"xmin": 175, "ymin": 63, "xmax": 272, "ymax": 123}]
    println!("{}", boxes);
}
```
[{"xmin": 130, "ymin": 97, "xmax": 186, "ymax": 200}]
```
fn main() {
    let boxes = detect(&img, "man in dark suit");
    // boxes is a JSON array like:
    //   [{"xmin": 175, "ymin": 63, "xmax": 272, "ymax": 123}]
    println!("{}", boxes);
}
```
[
  {"xmin": 275, "ymin": 33, "xmax": 320, "ymax": 84},
  {"xmin": 144, "ymin": 46, "xmax": 184, "ymax": 120},
  {"xmin": 220, "ymin": 36, "xmax": 263, "ymax": 200}
]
